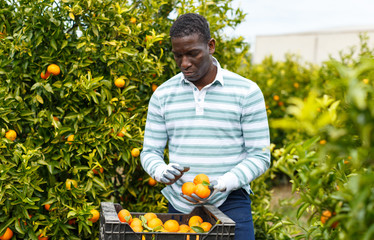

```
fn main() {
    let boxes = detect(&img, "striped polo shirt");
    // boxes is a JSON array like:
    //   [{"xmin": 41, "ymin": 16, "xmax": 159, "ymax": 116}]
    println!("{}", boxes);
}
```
[{"xmin": 141, "ymin": 58, "xmax": 270, "ymax": 213}]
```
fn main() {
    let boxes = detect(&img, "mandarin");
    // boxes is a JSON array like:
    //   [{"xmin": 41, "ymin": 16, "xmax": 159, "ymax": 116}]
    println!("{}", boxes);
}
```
[
  {"xmin": 164, "ymin": 219, "xmax": 180, "ymax": 232},
  {"xmin": 118, "ymin": 209, "xmax": 132, "ymax": 223},
  {"xmin": 193, "ymin": 174, "xmax": 210, "ymax": 185},
  {"xmin": 194, "ymin": 183, "xmax": 211, "ymax": 199},
  {"xmin": 182, "ymin": 182, "xmax": 196, "ymax": 196}
]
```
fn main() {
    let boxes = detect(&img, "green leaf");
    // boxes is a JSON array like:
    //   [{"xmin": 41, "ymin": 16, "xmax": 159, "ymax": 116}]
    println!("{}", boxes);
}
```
[
  {"xmin": 191, "ymin": 226, "xmax": 204, "ymax": 233},
  {"xmin": 50, "ymin": 38, "xmax": 57, "ymax": 51}
]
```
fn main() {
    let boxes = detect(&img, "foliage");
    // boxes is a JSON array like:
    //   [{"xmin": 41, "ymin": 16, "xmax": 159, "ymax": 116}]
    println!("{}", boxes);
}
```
[
  {"xmin": 0, "ymin": 0, "xmax": 248, "ymax": 238},
  {"xmin": 264, "ymin": 36, "xmax": 374, "ymax": 239}
]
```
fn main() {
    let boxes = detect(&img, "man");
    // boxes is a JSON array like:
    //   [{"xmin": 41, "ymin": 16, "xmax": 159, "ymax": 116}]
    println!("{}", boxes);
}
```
[{"xmin": 141, "ymin": 13, "xmax": 270, "ymax": 240}]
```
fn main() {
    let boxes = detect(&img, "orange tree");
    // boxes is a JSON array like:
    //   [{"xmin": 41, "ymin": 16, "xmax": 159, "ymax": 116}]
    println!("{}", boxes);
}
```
[
  {"xmin": 265, "ymin": 39, "xmax": 374, "ymax": 239},
  {"xmin": 0, "ymin": 0, "xmax": 248, "ymax": 239}
]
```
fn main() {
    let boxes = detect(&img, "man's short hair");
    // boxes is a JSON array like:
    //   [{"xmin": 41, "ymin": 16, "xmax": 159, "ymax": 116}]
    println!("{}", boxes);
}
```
[{"xmin": 170, "ymin": 13, "xmax": 211, "ymax": 43}]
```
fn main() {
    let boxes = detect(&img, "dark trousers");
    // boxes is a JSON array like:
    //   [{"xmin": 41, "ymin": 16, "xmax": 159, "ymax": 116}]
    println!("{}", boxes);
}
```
[{"xmin": 168, "ymin": 188, "xmax": 255, "ymax": 240}]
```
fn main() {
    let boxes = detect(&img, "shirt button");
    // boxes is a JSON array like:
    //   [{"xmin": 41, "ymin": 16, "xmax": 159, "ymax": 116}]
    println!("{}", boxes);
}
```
[{"xmin": 194, "ymin": 88, "xmax": 197, "ymax": 91}]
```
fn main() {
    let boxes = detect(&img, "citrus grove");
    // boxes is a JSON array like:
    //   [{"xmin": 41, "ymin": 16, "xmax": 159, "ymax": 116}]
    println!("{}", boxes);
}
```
[{"xmin": 0, "ymin": 0, "xmax": 373, "ymax": 239}]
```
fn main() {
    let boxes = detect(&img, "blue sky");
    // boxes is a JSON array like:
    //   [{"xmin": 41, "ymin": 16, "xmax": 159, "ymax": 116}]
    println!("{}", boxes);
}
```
[{"xmin": 226, "ymin": 0, "xmax": 374, "ymax": 48}]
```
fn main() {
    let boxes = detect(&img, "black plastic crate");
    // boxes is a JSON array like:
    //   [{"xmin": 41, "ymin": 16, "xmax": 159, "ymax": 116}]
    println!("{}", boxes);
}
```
[{"xmin": 100, "ymin": 202, "xmax": 235, "ymax": 240}]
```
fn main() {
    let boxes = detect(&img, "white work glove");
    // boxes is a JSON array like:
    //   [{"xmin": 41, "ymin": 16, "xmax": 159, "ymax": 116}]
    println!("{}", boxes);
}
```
[
  {"xmin": 212, "ymin": 172, "xmax": 239, "ymax": 193},
  {"xmin": 211, "ymin": 178, "xmax": 227, "ymax": 192},
  {"xmin": 154, "ymin": 163, "xmax": 190, "ymax": 185}
]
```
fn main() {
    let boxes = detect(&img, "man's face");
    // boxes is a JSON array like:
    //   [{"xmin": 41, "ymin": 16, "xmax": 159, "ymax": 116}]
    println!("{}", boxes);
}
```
[{"xmin": 171, "ymin": 34, "xmax": 215, "ymax": 82}]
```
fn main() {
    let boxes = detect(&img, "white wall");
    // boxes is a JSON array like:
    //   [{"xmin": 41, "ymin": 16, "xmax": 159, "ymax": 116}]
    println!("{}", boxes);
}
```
[{"xmin": 253, "ymin": 27, "xmax": 374, "ymax": 64}]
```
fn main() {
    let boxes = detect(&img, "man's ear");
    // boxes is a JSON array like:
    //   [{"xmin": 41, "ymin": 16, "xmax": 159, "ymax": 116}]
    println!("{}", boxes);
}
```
[{"xmin": 208, "ymin": 38, "xmax": 216, "ymax": 55}]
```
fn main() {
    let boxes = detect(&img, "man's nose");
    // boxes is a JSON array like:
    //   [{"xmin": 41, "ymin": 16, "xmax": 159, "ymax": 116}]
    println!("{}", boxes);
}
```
[{"xmin": 181, "ymin": 56, "xmax": 192, "ymax": 69}]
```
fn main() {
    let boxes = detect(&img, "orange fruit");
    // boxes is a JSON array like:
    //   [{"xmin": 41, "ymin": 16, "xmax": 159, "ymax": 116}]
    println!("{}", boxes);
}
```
[
  {"xmin": 130, "ymin": 17, "xmax": 136, "ymax": 24},
  {"xmin": 131, "ymin": 148, "xmax": 140, "ymax": 157},
  {"xmin": 93, "ymin": 167, "xmax": 104, "ymax": 174},
  {"xmin": 193, "ymin": 174, "xmax": 210, "ymax": 185},
  {"xmin": 89, "ymin": 209, "xmax": 100, "ymax": 223},
  {"xmin": 188, "ymin": 215, "xmax": 203, "ymax": 227},
  {"xmin": 130, "ymin": 218, "xmax": 142, "ymax": 227},
  {"xmin": 5, "ymin": 129, "xmax": 17, "ymax": 141},
  {"xmin": 131, "ymin": 225, "xmax": 143, "ymax": 232},
  {"xmin": 66, "ymin": 179, "xmax": 78, "ymax": 190},
  {"xmin": 293, "ymin": 82, "xmax": 299, "ymax": 88},
  {"xmin": 67, "ymin": 134, "xmax": 74, "ymax": 144},
  {"xmin": 321, "ymin": 210, "xmax": 332, "ymax": 224},
  {"xmin": 53, "ymin": 116, "xmax": 59, "ymax": 122},
  {"xmin": 0, "ymin": 228, "xmax": 13, "ymax": 240},
  {"xmin": 151, "ymin": 83, "xmax": 158, "ymax": 92},
  {"xmin": 44, "ymin": 204, "xmax": 51, "ymax": 211},
  {"xmin": 118, "ymin": 209, "xmax": 132, "ymax": 223},
  {"xmin": 200, "ymin": 222, "xmax": 212, "ymax": 232},
  {"xmin": 148, "ymin": 177, "xmax": 157, "ymax": 186},
  {"xmin": 182, "ymin": 182, "xmax": 196, "ymax": 196},
  {"xmin": 68, "ymin": 218, "xmax": 76, "ymax": 225},
  {"xmin": 114, "ymin": 78, "xmax": 125, "ymax": 88},
  {"xmin": 319, "ymin": 140, "xmax": 327, "ymax": 145},
  {"xmin": 41, "ymin": 71, "xmax": 51, "ymax": 79},
  {"xmin": 164, "ymin": 219, "xmax": 180, "ymax": 232},
  {"xmin": 47, "ymin": 64, "xmax": 60, "ymax": 76},
  {"xmin": 38, "ymin": 234, "xmax": 48, "ymax": 240},
  {"xmin": 273, "ymin": 95, "xmax": 280, "ymax": 101},
  {"xmin": 194, "ymin": 183, "xmax": 211, "ymax": 199},
  {"xmin": 143, "ymin": 212, "xmax": 157, "ymax": 223},
  {"xmin": 148, "ymin": 217, "xmax": 163, "ymax": 229},
  {"xmin": 117, "ymin": 127, "xmax": 126, "ymax": 137},
  {"xmin": 178, "ymin": 224, "xmax": 190, "ymax": 233}
]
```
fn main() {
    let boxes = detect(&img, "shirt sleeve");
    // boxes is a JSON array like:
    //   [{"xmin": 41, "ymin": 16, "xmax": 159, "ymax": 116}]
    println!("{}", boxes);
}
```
[
  {"xmin": 222, "ymin": 83, "xmax": 271, "ymax": 191},
  {"xmin": 140, "ymin": 92, "xmax": 168, "ymax": 179}
]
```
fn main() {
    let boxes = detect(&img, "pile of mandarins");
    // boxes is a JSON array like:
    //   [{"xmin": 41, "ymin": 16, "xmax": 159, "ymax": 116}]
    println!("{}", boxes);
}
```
[
  {"xmin": 116, "ymin": 174, "xmax": 214, "ymax": 234},
  {"xmin": 117, "ymin": 209, "xmax": 212, "ymax": 234}
]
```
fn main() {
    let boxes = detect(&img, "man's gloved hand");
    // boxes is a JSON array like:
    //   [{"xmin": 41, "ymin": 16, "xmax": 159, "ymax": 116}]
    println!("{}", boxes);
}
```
[
  {"xmin": 155, "ymin": 163, "xmax": 190, "ymax": 185},
  {"xmin": 210, "ymin": 178, "xmax": 227, "ymax": 192}
]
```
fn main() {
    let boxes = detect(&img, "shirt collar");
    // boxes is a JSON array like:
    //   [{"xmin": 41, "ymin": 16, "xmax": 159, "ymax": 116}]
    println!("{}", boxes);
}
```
[{"xmin": 180, "ymin": 56, "xmax": 224, "ymax": 87}]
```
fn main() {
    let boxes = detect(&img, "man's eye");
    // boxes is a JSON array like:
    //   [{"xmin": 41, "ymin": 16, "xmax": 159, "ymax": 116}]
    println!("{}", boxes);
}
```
[{"xmin": 189, "ymin": 51, "xmax": 199, "ymax": 57}]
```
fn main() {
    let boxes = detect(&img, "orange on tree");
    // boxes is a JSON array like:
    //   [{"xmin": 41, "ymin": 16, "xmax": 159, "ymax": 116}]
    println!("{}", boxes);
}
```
[
  {"xmin": 68, "ymin": 219, "xmax": 76, "ymax": 225},
  {"xmin": 67, "ymin": 134, "xmax": 74, "ymax": 144},
  {"xmin": 44, "ymin": 204, "xmax": 51, "ymax": 211},
  {"xmin": 147, "ymin": 217, "xmax": 163, "ymax": 229},
  {"xmin": 143, "ymin": 212, "xmax": 157, "ymax": 223},
  {"xmin": 131, "ymin": 148, "xmax": 140, "ymax": 157},
  {"xmin": 93, "ymin": 167, "xmax": 104, "ymax": 174},
  {"xmin": 273, "ymin": 95, "xmax": 280, "ymax": 101},
  {"xmin": 114, "ymin": 78, "xmax": 125, "ymax": 88},
  {"xmin": 193, "ymin": 174, "xmax": 210, "ymax": 185},
  {"xmin": 118, "ymin": 209, "xmax": 132, "ymax": 223},
  {"xmin": 0, "ymin": 228, "xmax": 13, "ymax": 240},
  {"xmin": 47, "ymin": 64, "xmax": 60, "ymax": 76},
  {"xmin": 320, "ymin": 210, "xmax": 332, "ymax": 224},
  {"xmin": 5, "ymin": 129, "xmax": 17, "ymax": 141},
  {"xmin": 182, "ymin": 182, "xmax": 196, "ymax": 196},
  {"xmin": 188, "ymin": 215, "xmax": 203, "ymax": 227},
  {"xmin": 66, "ymin": 179, "xmax": 78, "ymax": 190},
  {"xmin": 89, "ymin": 209, "xmax": 100, "ymax": 223},
  {"xmin": 40, "ymin": 71, "xmax": 51, "ymax": 79},
  {"xmin": 152, "ymin": 83, "xmax": 158, "ymax": 92},
  {"xmin": 164, "ymin": 219, "xmax": 180, "ymax": 232},
  {"xmin": 38, "ymin": 233, "xmax": 48, "ymax": 240},
  {"xmin": 117, "ymin": 127, "xmax": 126, "ymax": 137},
  {"xmin": 148, "ymin": 177, "xmax": 157, "ymax": 186},
  {"xmin": 200, "ymin": 222, "xmax": 212, "ymax": 232},
  {"xmin": 194, "ymin": 183, "xmax": 211, "ymax": 199},
  {"xmin": 130, "ymin": 17, "xmax": 136, "ymax": 24}
]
